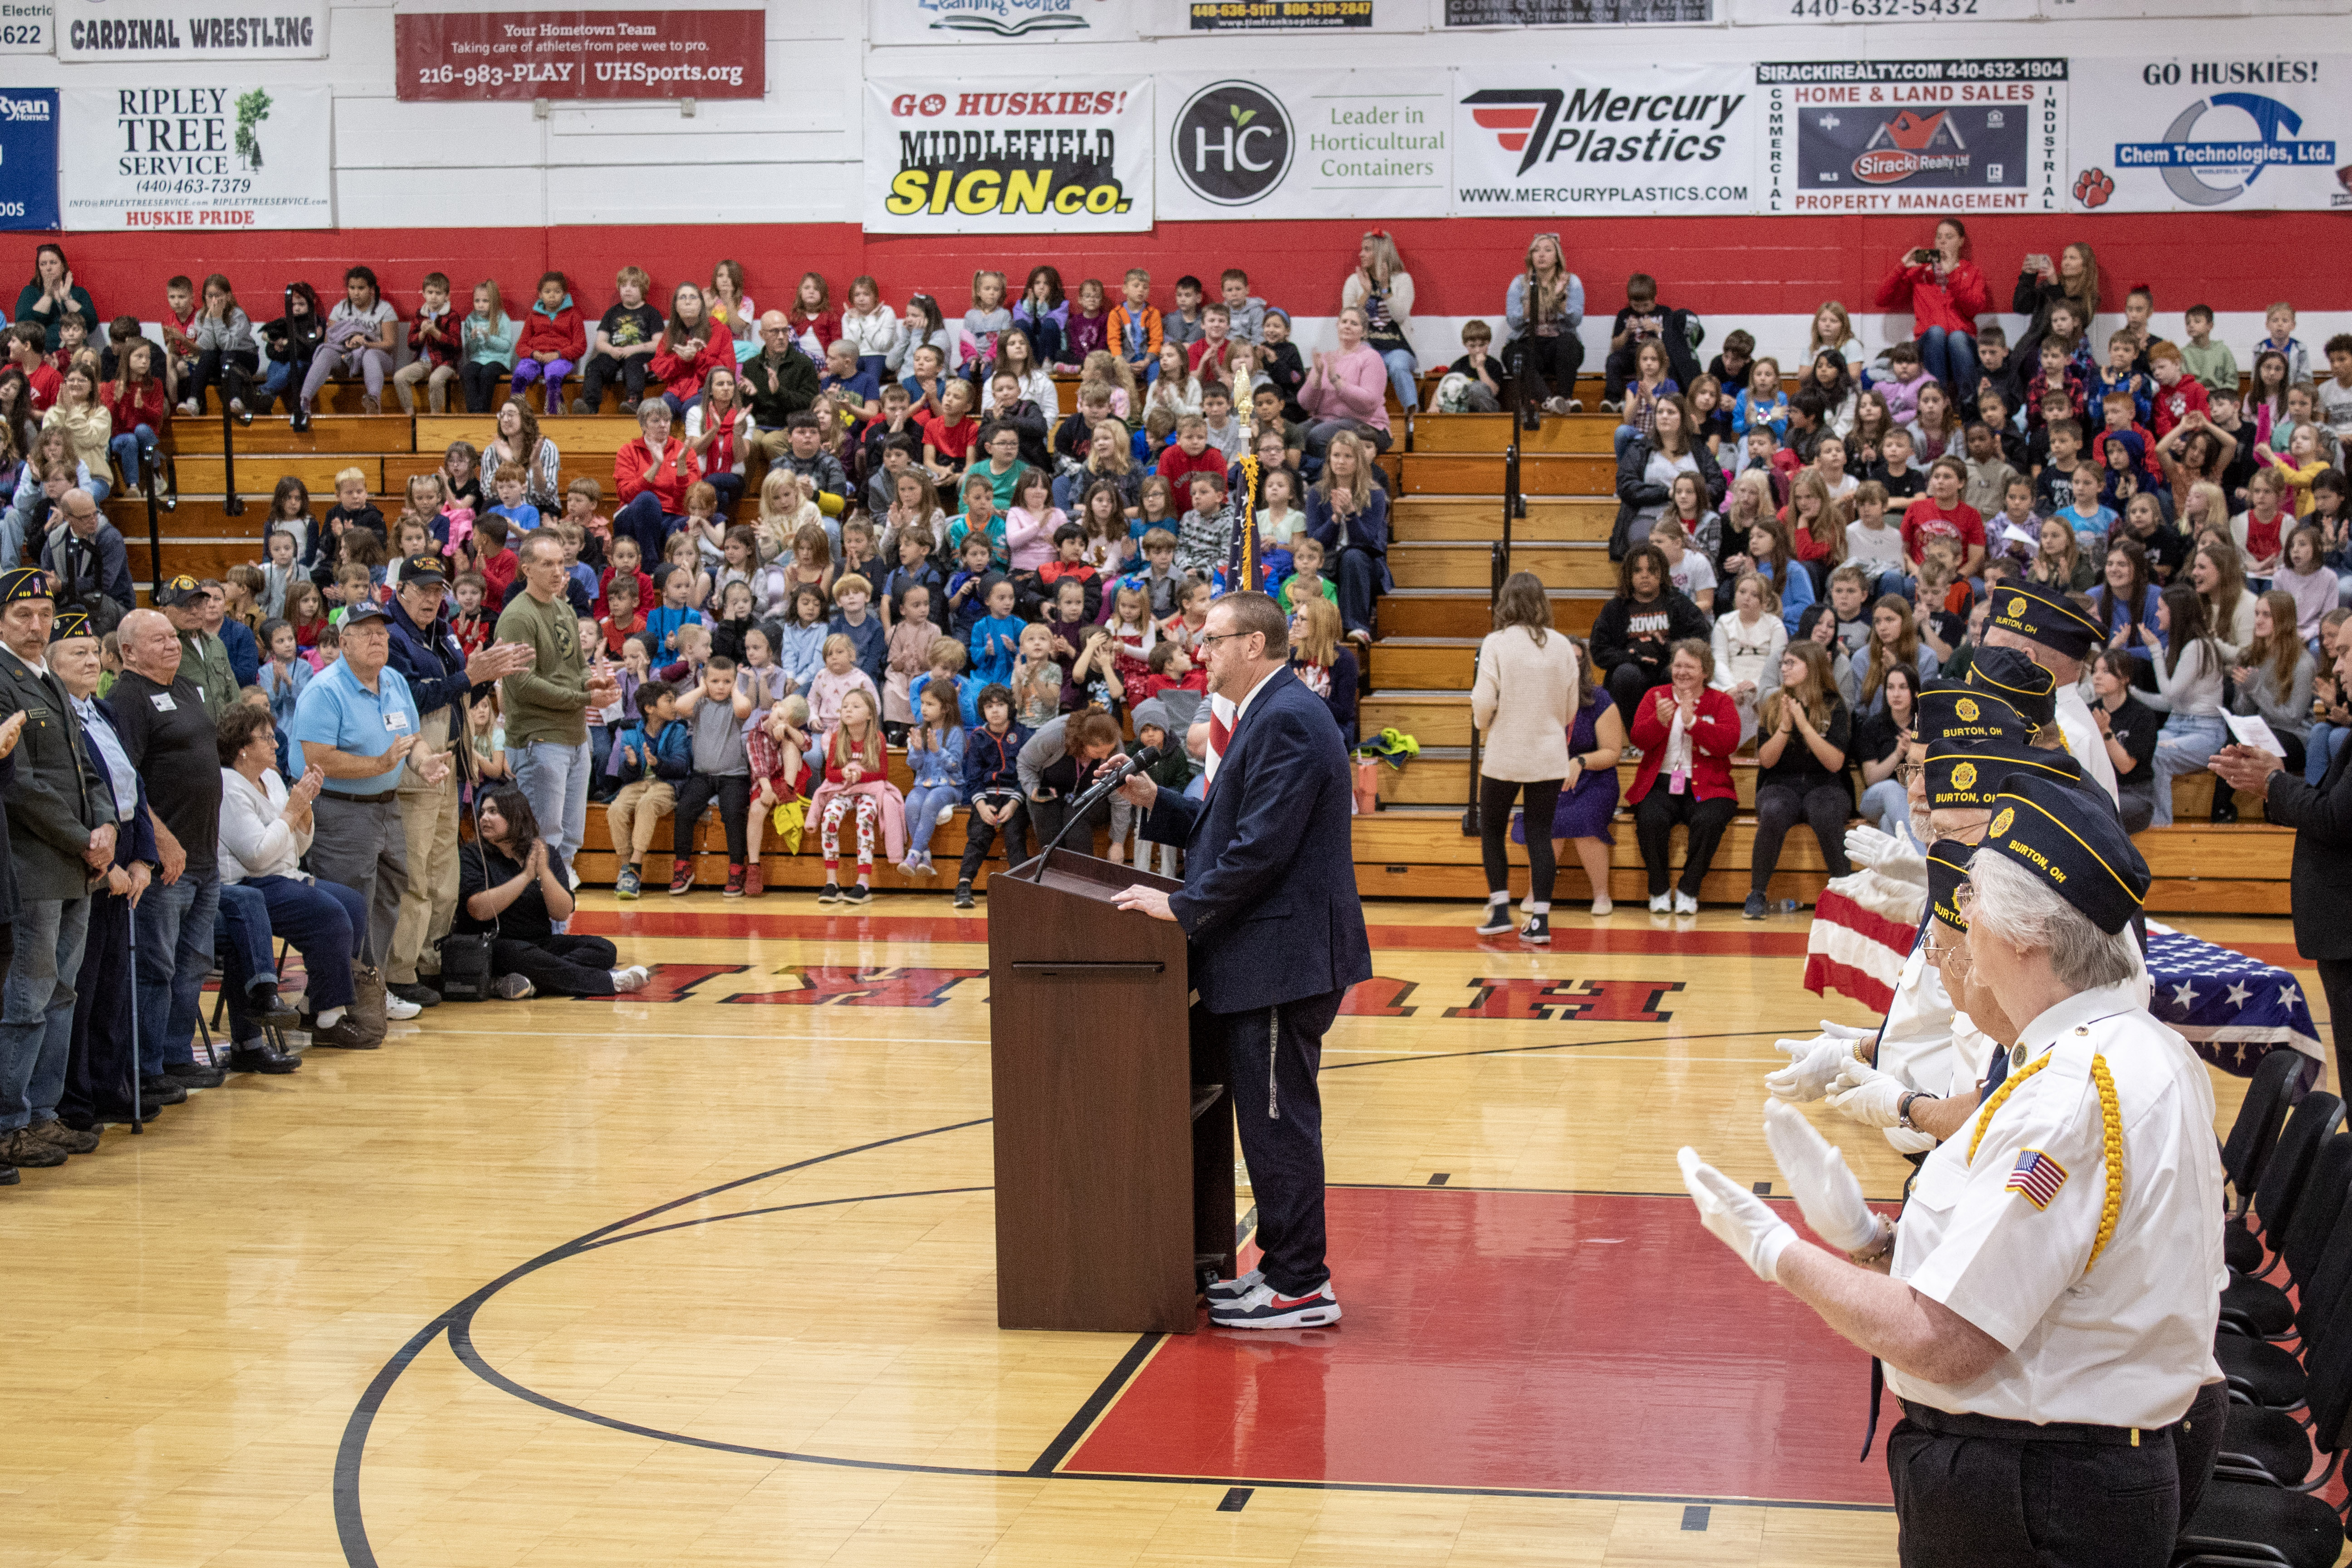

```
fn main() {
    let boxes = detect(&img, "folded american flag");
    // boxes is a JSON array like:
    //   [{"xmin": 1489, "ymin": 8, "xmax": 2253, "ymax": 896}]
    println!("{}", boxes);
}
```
[{"xmin": 2145, "ymin": 922, "xmax": 2324, "ymax": 1083}]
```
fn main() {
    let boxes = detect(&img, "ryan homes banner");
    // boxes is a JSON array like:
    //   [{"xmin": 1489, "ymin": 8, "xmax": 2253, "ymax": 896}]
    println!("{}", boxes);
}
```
[
  {"xmin": 1758, "ymin": 58, "xmax": 2068, "ymax": 214},
  {"xmin": 864, "ymin": 78, "xmax": 1152, "ymax": 233}
]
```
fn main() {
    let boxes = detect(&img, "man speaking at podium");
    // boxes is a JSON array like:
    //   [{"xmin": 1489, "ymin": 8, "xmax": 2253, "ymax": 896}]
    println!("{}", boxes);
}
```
[{"xmin": 1114, "ymin": 591, "xmax": 1372, "ymax": 1329}]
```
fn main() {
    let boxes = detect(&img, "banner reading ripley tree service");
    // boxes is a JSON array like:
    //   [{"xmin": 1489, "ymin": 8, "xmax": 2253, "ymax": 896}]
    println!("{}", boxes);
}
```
[
  {"xmin": 62, "ymin": 86, "xmax": 334, "ymax": 230},
  {"xmin": 864, "ymin": 78, "xmax": 1152, "ymax": 233}
]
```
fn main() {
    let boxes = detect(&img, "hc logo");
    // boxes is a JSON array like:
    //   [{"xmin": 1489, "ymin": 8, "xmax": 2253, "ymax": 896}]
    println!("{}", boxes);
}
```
[{"xmin": 1171, "ymin": 81, "xmax": 1292, "ymax": 207}]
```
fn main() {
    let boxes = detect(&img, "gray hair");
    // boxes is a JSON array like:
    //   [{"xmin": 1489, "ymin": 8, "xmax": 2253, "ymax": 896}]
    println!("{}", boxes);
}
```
[{"xmin": 1966, "ymin": 851, "xmax": 2137, "ymax": 992}]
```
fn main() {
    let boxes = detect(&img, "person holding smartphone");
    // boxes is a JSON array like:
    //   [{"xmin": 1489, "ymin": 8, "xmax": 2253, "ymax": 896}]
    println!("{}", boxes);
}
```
[{"xmin": 1873, "ymin": 218, "xmax": 1991, "ymax": 414}]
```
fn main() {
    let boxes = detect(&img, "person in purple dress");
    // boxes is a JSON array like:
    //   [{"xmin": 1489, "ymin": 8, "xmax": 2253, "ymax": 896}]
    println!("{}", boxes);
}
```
[{"xmin": 1515, "ymin": 641, "xmax": 1627, "ymax": 916}]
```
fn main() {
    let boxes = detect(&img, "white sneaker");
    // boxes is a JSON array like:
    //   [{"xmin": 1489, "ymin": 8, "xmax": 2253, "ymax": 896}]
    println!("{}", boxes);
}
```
[
  {"xmin": 1648, "ymin": 893, "xmax": 1671, "ymax": 913},
  {"xmin": 1591, "ymin": 896, "xmax": 1613, "ymax": 917},
  {"xmin": 383, "ymin": 994, "xmax": 422, "ymax": 1021},
  {"xmin": 610, "ymin": 965, "xmax": 651, "ymax": 993},
  {"xmin": 494, "ymin": 973, "xmax": 536, "ymax": 1001},
  {"xmin": 1205, "ymin": 1268, "xmax": 1263, "ymax": 1303},
  {"xmin": 1672, "ymin": 891, "xmax": 1699, "ymax": 915},
  {"xmin": 1208, "ymin": 1280, "xmax": 1342, "ymax": 1329},
  {"xmin": 936, "ymin": 804, "xmax": 955, "ymax": 825},
  {"xmin": 567, "ymin": 864, "xmax": 581, "ymax": 891},
  {"xmin": 178, "ymin": 398, "xmax": 200, "ymax": 416}
]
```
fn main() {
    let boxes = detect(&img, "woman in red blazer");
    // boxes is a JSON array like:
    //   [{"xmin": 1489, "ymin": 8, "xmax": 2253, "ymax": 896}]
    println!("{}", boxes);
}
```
[{"xmin": 1626, "ymin": 637, "xmax": 1741, "ymax": 914}]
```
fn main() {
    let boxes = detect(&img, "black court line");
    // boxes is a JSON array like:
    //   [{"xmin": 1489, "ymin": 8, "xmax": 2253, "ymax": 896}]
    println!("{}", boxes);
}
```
[
  {"xmin": 1323, "ymin": 1025, "xmax": 1825, "ymax": 1073},
  {"xmin": 336, "ymin": 1030, "xmax": 1899, "ymax": 1563}
]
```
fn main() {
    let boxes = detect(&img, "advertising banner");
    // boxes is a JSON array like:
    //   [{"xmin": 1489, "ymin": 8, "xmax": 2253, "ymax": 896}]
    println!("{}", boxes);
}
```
[
  {"xmin": 1138, "ymin": 0, "xmax": 1430, "ymax": 29},
  {"xmin": 0, "ymin": 2, "xmax": 50, "ymax": 52},
  {"xmin": 869, "ymin": 0, "xmax": 1136, "ymax": 43},
  {"xmin": 394, "ymin": 9, "xmax": 764, "ymax": 101},
  {"xmin": 1442, "ymin": 0, "xmax": 1713, "ymax": 23},
  {"xmin": 61, "ymin": 86, "xmax": 333, "ymax": 230},
  {"xmin": 1758, "ymin": 58, "xmax": 2067, "ymax": 214},
  {"xmin": 1450, "ymin": 63, "xmax": 1756, "ymax": 216},
  {"xmin": 1725, "ymin": 0, "xmax": 2033, "ymax": 24},
  {"xmin": 865, "ymin": 79, "xmax": 1152, "ymax": 233},
  {"xmin": 55, "ymin": 0, "xmax": 324, "ymax": 60},
  {"xmin": 1155, "ymin": 72, "xmax": 1450, "ymax": 220},
  {"xmin": 0, "ymin": 91, "xmax": 58, "ymax": 230},
  {"xmin": 2066, "ymin": 55, "xmax": 2347, "ymax": 212}
]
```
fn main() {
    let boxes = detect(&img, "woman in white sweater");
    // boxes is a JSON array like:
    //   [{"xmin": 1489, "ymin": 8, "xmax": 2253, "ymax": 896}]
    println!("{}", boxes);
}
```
[
  {"xmin": 1710, "ymin": 570, "xmax": 1787, "ymax": 740},
  {"xmin": 1470, "ymin": 571, "xmax": 1578, "ymax": 945},
  {"xmin": 2141, "ymin": 582, "xmax": 2228, "ymax": 827},
  {"xmin": 216, "ymin": 701, "xmax": 375, "ymax": 1048}
]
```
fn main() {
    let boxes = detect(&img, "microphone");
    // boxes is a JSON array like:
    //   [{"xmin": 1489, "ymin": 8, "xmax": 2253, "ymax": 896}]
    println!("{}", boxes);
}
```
[{"xmin": 1040, "ymin": 742, "xmax": 1172, "ymax": 861}]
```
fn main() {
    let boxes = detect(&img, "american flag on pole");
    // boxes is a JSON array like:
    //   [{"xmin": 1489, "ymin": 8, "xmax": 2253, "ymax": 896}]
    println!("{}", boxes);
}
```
[
  {"xmin": 2005, "ymin": 1149, "xmax": 2069, "ymax": 1210},
  {"xmin": 1804, "ymin": 866, "xmax": 1928, "ymax": 1013}
]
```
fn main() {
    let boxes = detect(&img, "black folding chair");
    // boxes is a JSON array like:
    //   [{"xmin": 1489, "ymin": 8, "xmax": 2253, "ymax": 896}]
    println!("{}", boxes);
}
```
[
  {"xmin": 2224, "ymin": 1051, "xmax": 2309, "ymax": 1274},
  {"xmin": 2225, "ymin": 1131, "xmax": 2352, "ymax": 1343}
]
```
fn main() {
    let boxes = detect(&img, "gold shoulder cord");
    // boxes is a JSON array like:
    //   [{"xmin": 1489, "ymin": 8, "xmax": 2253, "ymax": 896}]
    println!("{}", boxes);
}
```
[{"xmin": 1967, "ymin": 1052, "xmax": 2125, "ymax": 1271}]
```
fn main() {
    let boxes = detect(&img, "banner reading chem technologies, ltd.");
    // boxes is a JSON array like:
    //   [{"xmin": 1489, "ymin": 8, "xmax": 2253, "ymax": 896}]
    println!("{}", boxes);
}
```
[
  {"xmin": 2066, "ymin": 56, "xmax": 2348, "ymax": 212},
  {"xmin": 62, "ymin": 87, "xmax": 334, "ymax": 230},
  {"xmin": 864, "ymin": 79, "xmax": 1152, "ymax": 233}
]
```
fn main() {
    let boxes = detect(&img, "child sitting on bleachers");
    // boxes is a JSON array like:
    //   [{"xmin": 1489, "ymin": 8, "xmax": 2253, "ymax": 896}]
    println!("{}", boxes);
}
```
[{"xmin": 897, "ymin": 683, "xmax": 965, "ymax": 880}]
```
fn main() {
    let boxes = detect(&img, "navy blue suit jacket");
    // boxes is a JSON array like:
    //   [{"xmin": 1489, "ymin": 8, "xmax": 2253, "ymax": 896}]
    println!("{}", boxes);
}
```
[{"xmin": 1137, "ymin": 666, "xmax": 1372, "ymax": 1016}]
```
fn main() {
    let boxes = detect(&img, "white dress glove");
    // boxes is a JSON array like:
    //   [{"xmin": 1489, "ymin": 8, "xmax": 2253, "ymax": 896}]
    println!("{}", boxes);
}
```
[
  {"xmin": 1762, "ymin": 1100, "xmax": 1885, "ymax": 1253},
  {"xmin": 1826, "ymin": 1057, "xmax": 1909, "ymax": 1128},
  {"xmin": 1679, "ymin": 1147, "xmax": 1797, "ymax": 1282},
  {"xmin": 1766, "ymin": 1034, "xmax": 1852, "ymax": 1102},
  {"xmin": 1819, "ymin": 1020, "xmax": 1876, "ymax": 1042},
  {"xmin": 1846, "ymin": 824, "xmax": 1929, "ymax": 889}
]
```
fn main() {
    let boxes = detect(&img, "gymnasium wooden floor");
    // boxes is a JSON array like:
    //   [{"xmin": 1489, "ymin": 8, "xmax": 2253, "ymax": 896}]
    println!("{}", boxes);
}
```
[{"xmin": 0, "ymin": 897, "xmax": 2305, "ymax": 1568}]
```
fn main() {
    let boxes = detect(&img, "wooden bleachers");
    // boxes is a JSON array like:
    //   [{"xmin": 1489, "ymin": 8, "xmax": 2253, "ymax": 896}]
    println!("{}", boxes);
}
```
[{"xmin": 111, "ymin": 373, "xmax": 2295, "ymax": 915}]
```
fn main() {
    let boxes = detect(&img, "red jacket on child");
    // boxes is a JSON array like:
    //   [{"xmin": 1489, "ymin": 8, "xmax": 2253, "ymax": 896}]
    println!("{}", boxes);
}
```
[
  {"xmin": 103, "ymin": 377, "xmax": 169, "ymax": 440},
  {"xmin": 516, "ymin": 298, "xmax": 587, "ymax": 362},
  {"xmin": 650, "ymin": 336, "xmax": 724, "ymax": 401}
]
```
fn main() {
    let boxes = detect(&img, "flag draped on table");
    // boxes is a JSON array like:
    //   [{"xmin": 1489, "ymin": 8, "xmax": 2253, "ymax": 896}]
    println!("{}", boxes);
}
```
[{"xmin": 1804, "ymin": 873, "xmax": 2323, "ymax": 1083}]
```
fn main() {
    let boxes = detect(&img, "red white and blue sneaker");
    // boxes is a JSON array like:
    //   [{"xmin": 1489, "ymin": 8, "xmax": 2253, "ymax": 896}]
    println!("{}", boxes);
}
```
[
  {"xmin": 1205, "ymin": 1268, "xmax": 1263, "ymax": 1304},
  {"xmin": 1207, "ymin": 1280, "xmax": 1341, "ymax": 1329}
]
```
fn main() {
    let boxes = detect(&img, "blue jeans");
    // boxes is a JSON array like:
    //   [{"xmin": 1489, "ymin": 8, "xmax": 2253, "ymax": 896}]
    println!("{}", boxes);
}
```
[
  {"xmin": 134, "ymin": 866, "xmax": 220, "ymax": 1075},
  {"xmin": 216, "ymin": 879, "xmax": 274, "ymax": 997},
  {"xmin": 1377, "ymin": 346, "xmax": 1419, "ymax": 413},
  {"xmin": 225, "ymin": 875, "xmax": 366, "ymax": 1040},
  {"xmin": 1859, "ymin": 777, "xmax": 1909, "ymax": 837},
  {"xmin": 2307, "ymin": 723, "xmax": 2344, "ymax": 786},
  {"xmin": 109, "ymin": 424, "xmax": 158, "ymax": 489},
  {"xmin": 613, "ymin": 492, "xmax": 680, "ymax": 564},
  {"xmin": 2150, "ymin": 713, "xmax": 2229, "ymax": 827},
  {"xmin": 1918, "ymin": 327, "xmax": 1980, "ymax": 404},
  {"xmin": 905, "ymin": 782, "xmax": 957, "ymax": 855},
  {"xmin": 510, "ymin": 738, "xmax": 592, "ymax": 867},
  {"xmin": 0, "ymin": 896, "xmax": 89, "ymax": 1130}
]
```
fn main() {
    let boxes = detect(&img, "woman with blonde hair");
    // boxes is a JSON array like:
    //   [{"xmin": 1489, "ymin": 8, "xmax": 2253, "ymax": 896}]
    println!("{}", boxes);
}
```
[
  {"xmin": 1472, "ymin": 570, "xmax": 1579, "ymax": 943},
  {"xmin": 1847, "ymin": 591, "xmax": 1936, "ymax": 713},
  {"xmin": 1304, "ymin": 427, "xmax": 1390, "ymax": 645},
  {"xmin": 1289, "ymin": 593, "xmax": 1359, "ymax": 745},
  {"xmin": 2226, "ymin": 587, "xmax": 2316, "ymax": 774},
  {"xmin": 1342, "ymin": 229, "xmax": 1419, "ymax": 414},
  {"xmin": 1747, "ymin": 640, "xmax": 1852, "ymax": 919},
  {"xmin": 1504, "ymin": 231, "xmax": 1585, "ymax": 419},
  {"xmin": 2192, "ymin": 538, "xmax": 2256, "ymax": 659}
]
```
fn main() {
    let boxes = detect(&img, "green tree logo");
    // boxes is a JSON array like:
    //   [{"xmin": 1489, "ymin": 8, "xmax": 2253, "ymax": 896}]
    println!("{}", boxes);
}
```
[{"xmin": 235, "ymin": 88, "xmax": 272, "ymax": 170}]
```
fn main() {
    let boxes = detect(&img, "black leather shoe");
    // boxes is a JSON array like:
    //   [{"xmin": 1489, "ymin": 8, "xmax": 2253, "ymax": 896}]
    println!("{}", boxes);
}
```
[
  {"xmin": 227, "ymin": 1042, "xmax": 301, "ymax": 1075},
  {"xmin": 163, "ymin": 1060, "xmax": 226, "ymax": 1089},
  {"xmin": 248, "ymin": 981, "xmax": 304, "ymax": 1028},
  {"xmin": 387, "ymin": 982, "xmax": 441, "ymax": 1008},
  {"xmin": 0, "ymin": 1163, "xmax": 17, "ymax": 1185},
  {"xmin": 289, "ymin": 405, "xmax": 310, "ymax": 434},
  {"xmin": 138, "ymin": 1075, "xmax": 190, "ymax": 1106},
  {"xmin": 100, "ymin": 1099, "xmax": 168, "ymax": 1124}
]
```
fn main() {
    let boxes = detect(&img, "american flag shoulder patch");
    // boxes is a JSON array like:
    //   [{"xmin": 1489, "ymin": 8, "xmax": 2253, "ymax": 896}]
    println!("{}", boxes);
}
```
[{"xmin": 2006, "ymin": 1148, "xmax": 2069, "ymax": 1210}]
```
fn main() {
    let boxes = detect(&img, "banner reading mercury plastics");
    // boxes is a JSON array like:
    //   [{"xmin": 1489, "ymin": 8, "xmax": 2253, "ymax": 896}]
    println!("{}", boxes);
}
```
[
  {"xmin": 1758, "ymin": 59, "xmax": 2067, "ymax": 215},
  {"xmin": 61, "ymin": 86, "xmax": 334, "ymax": 230},
  {"xmin": 1450, "ymin": 63, "xmax": 1756, "ymax": 217},
  {"xmin": 865, "ymin": 79, "xmax": 1152, "ymax": 233}
]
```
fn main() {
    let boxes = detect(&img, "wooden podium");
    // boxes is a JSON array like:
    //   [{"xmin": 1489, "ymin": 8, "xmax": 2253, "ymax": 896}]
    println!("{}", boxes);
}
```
[{"xmin": 987, "ymin": 848, "xmax": 1235, "ymax": 1333}]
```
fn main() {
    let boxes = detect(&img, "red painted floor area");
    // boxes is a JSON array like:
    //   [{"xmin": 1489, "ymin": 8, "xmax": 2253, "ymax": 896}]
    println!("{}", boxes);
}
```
[{"xmin": 1068, "ymin": 1187, "xmax": 1896, "ymax": 1507}]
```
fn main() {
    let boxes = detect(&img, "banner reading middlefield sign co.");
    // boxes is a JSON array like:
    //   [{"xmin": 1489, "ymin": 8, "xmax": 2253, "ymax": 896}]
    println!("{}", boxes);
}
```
[
  {"xmin": 1450, "ymin": 63, "xmax": 1755, "ymax": 217},
  {"xmin": 1758, "ymin": 58, "xmax": 2067, "ymax": 214},
  {"xmin": 864, "ymin": 78, "xmax": 1152, "ymax": 233},
  {"xmin": 56, "ymin": 0, "xmax": 326, "ymax": 60},
  {"xmin": 1156, "ymin": 72, "xmax": 1449, "ymax": 220},
  {"xmin": 2067, "ymin": 55, "xmax": 2347, "ymax": 212},
  {"xmin": 61, "ymin": 86, "xmax": 333, "ymax": 230}
]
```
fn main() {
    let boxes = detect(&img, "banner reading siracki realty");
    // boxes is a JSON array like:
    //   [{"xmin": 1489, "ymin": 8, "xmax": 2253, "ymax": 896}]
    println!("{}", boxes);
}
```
[{"xmin": 864, "ymin": 78, "xmax": 1152, "ymax": 234}]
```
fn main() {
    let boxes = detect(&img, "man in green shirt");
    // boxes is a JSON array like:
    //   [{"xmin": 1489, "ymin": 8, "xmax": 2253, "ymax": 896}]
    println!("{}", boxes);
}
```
[
  {"xmin": 496, "ymin": 532, "xmax": 618, "ymax": 870},
  {"xmin": 155, "ymin": 575, "xmax": 234, "ymax": 718}
]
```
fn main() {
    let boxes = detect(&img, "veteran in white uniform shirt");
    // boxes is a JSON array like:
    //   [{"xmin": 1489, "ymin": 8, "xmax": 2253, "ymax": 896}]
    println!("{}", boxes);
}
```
[{"xmin": 1686, "ymin": 772, "xmax": 2225, "ymax": 1568}]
